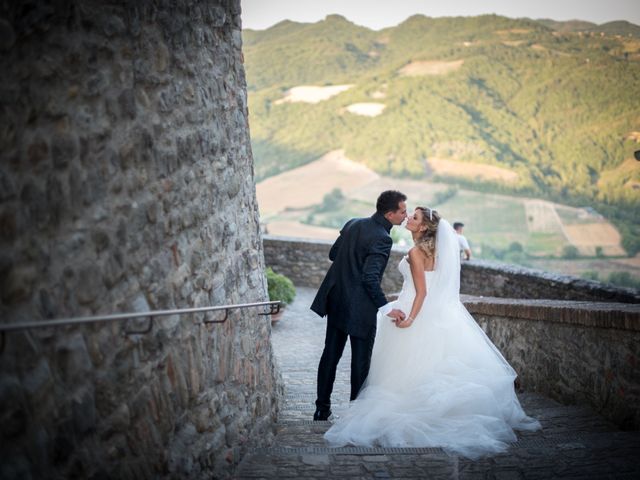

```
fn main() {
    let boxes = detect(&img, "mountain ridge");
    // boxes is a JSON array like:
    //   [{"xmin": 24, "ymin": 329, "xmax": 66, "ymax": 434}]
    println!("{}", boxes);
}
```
[
  {"xmin": 243, "ymin": 13, "xmax": 640, "ymax": 253},
  {"xmin": 244, "ymin": 15, "xmax": 640, "ymax": 37}
]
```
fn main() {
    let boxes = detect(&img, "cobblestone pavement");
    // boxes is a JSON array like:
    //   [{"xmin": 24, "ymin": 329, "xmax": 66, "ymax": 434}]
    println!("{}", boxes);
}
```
[{"xmin": 236, "ymin": 287, "xmax": 640, "ymax": 479}]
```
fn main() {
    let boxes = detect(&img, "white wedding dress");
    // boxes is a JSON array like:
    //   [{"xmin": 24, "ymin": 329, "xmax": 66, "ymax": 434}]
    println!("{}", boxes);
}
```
[{"xmin": 324, "ymin": 219, "xmax": 541, "ymax": 459}]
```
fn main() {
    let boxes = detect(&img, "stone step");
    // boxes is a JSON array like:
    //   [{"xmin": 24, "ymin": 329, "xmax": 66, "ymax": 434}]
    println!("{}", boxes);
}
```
[
  {"xmin": 273, "ymin": 403, "xmax": 620, "ymax": 451},
  {"xmin": 257, "ymin": 429, "xmax": 640, "ymax": 454},
  {"xmin": 237, "ymin": 431, "xmax": 640, "ymax": 479},
  {"xmin": 271, "ymin": 424, "xmax": 628, "ymax": 450}
]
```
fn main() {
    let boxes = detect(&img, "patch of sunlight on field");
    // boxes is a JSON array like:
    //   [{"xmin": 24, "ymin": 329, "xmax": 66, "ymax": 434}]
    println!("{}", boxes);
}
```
[
  {"xmin": 344, "ymin": 103, "xmax": 386, "ymax": 116},
  {"xmin": 274, "ymin": 84, "xmax": 353, "ymax": 104},
  {"xmin": 398, "ymin": 60, "xmax": 464, "ymax": 76}
]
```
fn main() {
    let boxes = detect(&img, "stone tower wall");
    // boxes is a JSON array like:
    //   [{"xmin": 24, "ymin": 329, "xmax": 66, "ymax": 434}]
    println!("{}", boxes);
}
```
[{"xmin": 0, "ymin": 1, "xmax": 280, "ymax": 478}]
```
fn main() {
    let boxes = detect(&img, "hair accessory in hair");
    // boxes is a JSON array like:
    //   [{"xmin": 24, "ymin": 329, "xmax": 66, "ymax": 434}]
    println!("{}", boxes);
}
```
[{"xmin": 429, "ymin": 208, "xmax": 433, "ymax": 221}]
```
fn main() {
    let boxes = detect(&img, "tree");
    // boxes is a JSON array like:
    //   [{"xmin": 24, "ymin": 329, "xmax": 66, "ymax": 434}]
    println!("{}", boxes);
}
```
[
  {"xmin": 607, "ymin": 271, "xmax": 640, "ymax": 289},
  {"xmin": 319, "ymin": 188, "xmax": 345, "ymax": 212},
  {"xmin": 508, "ymin": 242, "xmax": 524, "ymax": 253},
  {"xmin": 562, "ymin": 245, "xmax": 579, "ymax": 259}
]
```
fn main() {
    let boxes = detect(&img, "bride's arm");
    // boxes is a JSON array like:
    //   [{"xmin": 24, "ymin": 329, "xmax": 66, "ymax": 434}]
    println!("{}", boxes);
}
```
[{"xmin": 398, "ymin": 247, "xmax": 427, "ymax": 328}]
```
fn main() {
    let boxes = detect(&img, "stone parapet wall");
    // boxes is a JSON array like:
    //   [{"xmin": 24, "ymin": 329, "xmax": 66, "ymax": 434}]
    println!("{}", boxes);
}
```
[
  {"xmin": 263, "ymin": 237, "xmax": 335, "ymax": 290},
  {"xmin": 463, "ymin": 296, "xmax": 640, "ymax": 331},
  {"xmin": 461, "ymin": 261, "xmax": 640, "ymax": 303},
  {"xmin": 263, "ymin": 236, "xmax": 639, "ymax": 303},
  {"xmin": 263, "ymin": 236, "xmax": 407, "ymax": 295},
  {"xmin": 465, "ymin": 297, "xmax": 640, "ymax": 430},
  {"xmin": 0, "ymin": 2, "xmax": 279, "ymax": 479}
]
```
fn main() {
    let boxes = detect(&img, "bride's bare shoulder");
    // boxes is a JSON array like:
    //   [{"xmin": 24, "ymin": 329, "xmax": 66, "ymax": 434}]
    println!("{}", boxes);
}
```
[
  {"xmin": 408, "ymin": 246, "xmax": 434, "ymax": 271},
  {"xmin": 407, "ymin": 246, "xmax": 427, "ymax": 263}
]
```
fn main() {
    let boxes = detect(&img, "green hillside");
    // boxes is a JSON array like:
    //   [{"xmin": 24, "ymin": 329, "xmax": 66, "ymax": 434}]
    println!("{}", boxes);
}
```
[
  {"xmin": 243, "ymin": 14, "xmax": 640, "ymax": 253},
  {"xmin": 535, "ymin": 19, "xmax": 597, "ymax": 33},
  {"xmin": 536, "ymin": 19, "xmax": 640, "ymax": 38}
]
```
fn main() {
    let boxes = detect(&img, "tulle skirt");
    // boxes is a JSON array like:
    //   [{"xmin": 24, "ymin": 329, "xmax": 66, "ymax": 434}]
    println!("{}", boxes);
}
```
[{"xmin": 324, "ymin": 293, "xmax": 541, "ymax": 459}]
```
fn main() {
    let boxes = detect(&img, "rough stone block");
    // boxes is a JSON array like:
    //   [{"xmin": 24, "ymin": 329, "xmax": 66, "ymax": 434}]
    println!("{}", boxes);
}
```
[
  {"xmin": 0, "ymin": 376, "xmax": 28, "ymax": 439},
  {"xmin": 51, "ymin": 133, "xmax": 78, "ymax": 169},
  {"xmin": 55, "ymin": 332, "xmax": 93, "ymax": 385},
  {"xmin": 72, "ymin": 387, "xmax": 97, "ymax": 434},
  {"xmin": 0, "ymin": 1, "xmax": 277, "ymax": 478},
  {"xmin": 1, "ymin": 264, "xmax": 36, "ymax": 304},
  {"xmin": 76, "ymin": 263, "xmax": 103, "ymax": 305},
  {"xmin": 22, "ymin": 358, "xmax": 53, "ymax": 403}
]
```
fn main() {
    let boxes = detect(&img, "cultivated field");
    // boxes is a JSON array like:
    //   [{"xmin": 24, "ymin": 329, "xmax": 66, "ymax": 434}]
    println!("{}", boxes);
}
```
[
  {"xmin": 344, "ymin": 103, "xmax": 386, "ymax": 117},
  {"xmin": 256, "ymin": 150, "xmax": 379, "ymax": 216},
  {"xmin": 525, "ymin": 200, "xmax": 563, "ymax": 233},
  {"xmin": 256, "ymin": 151, "xmax": 634, "ymax": 280},
  {"xmin": 398, "ymin": 60, "xmax": 465, "ymax": 76},
  {"xmin": 274, "ymin": 84, "xmax": 353, "ymax": 104}
]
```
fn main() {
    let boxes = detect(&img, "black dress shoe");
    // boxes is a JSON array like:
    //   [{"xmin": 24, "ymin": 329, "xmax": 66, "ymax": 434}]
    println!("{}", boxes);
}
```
[{"xmin": 313, "ymin": 409, "xmax": 332, "ymax": 421}]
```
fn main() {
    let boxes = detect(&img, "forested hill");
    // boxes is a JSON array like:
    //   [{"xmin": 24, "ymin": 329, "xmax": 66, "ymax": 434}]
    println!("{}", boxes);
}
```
[
  {"xmin": 242, "ymin": 14, "xmax": 640, "ymax": 215},
  {"xmin": 535, "ymin": 19, "xmax": 640, "ymax": 37}
]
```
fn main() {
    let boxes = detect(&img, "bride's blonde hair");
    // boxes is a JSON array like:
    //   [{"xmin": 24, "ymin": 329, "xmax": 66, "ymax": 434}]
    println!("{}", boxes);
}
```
[{"xmin": 414, "ymin": 207, "xmax": 441, "ymax": 258}]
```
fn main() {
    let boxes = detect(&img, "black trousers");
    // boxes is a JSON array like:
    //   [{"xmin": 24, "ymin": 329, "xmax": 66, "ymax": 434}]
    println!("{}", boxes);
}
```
[{"xmin": 315, "ymin": 321, "xmax": 376, "ymax": 412}]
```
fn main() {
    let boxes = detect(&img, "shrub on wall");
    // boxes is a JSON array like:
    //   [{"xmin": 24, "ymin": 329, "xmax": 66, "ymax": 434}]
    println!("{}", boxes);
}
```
[{"xmin": 266, "ymin": 267, "xmax": 296, "ymax": 305}]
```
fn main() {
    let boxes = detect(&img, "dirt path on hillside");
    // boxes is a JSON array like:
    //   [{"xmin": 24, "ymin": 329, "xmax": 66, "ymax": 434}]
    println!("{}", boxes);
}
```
[{"xmin": 256, "ymin": 150, "xmax": 379, "ymax": 216}]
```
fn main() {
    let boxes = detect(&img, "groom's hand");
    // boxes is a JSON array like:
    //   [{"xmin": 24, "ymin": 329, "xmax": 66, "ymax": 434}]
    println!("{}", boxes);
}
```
[{"xmin": 387, "ymin": 309, "xmax": 406, "ymax": 323}]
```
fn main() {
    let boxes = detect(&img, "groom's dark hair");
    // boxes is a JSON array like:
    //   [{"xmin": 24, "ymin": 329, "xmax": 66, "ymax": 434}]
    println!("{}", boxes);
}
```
[{"xmin": 376, "ymin": 190, "xmax": 407, "ymax": 215}]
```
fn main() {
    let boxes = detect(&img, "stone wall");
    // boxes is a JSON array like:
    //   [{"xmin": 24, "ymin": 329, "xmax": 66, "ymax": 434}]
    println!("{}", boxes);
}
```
[
  {"xmin": 263, "ymin": 236, "xmax": 639, "ymax": 303},
  {"xmin": 465, "ymin": 297, "xmax": 640, "ymax": 430},
  {"xmin": 461, "ymin": 261, "xmax": 640, "ymax": 303},
  {"xmin": 0, "ymin": 2, "xmax": 280, "ymax": 479},
  {"xmin": 263, "ymin": 236, "xmax": 640, "ymax": 429}
]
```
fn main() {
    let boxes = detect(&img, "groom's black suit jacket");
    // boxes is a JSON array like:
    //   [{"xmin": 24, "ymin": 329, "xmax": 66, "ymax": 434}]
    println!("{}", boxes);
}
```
[{"xmin": 311, "ymin": 212, "xmax": 393, "ymax": 339}]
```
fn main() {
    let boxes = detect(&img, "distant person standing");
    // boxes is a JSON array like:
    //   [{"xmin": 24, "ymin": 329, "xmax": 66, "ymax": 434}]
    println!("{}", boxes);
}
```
[{"xmin": 453, "ymin": 222, "xmax": 471, "ymax": 261}]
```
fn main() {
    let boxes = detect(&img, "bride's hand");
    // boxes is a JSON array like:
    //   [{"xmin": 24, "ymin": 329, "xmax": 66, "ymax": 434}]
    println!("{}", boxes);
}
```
[
  {"xmin": 396, "ymin": 316, "xmax": 415, "ymax": 328},
  {"xmin": 387, "ymin": 309, "xmax": 406, "ymax": 323}
]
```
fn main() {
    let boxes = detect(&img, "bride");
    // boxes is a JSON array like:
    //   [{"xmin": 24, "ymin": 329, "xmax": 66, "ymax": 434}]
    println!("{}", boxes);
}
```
[{"xmin": 324, "ymin": 207, "xmax": 541, "ymax": 459}]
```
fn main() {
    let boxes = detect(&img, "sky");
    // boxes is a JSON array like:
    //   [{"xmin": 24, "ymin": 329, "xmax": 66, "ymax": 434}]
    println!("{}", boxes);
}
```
[{"xmin": 241, "ymin": 0, "xmax": 640, "ymax": 31}]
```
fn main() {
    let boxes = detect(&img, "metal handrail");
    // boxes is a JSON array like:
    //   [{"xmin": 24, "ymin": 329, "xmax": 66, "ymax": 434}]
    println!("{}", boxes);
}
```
[
  {"xmin": 0, "ymin": 301, "xmax": 281, "ymax": 353},
  {"xmin": 0, "ymin": 301, "xmax": 281, "ymax": 332}
]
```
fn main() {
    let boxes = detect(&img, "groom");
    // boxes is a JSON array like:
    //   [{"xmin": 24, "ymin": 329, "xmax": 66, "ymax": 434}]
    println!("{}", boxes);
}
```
[{"xmin": 311, "ymin": 190, "xmax": 408, "ymax": 421}]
